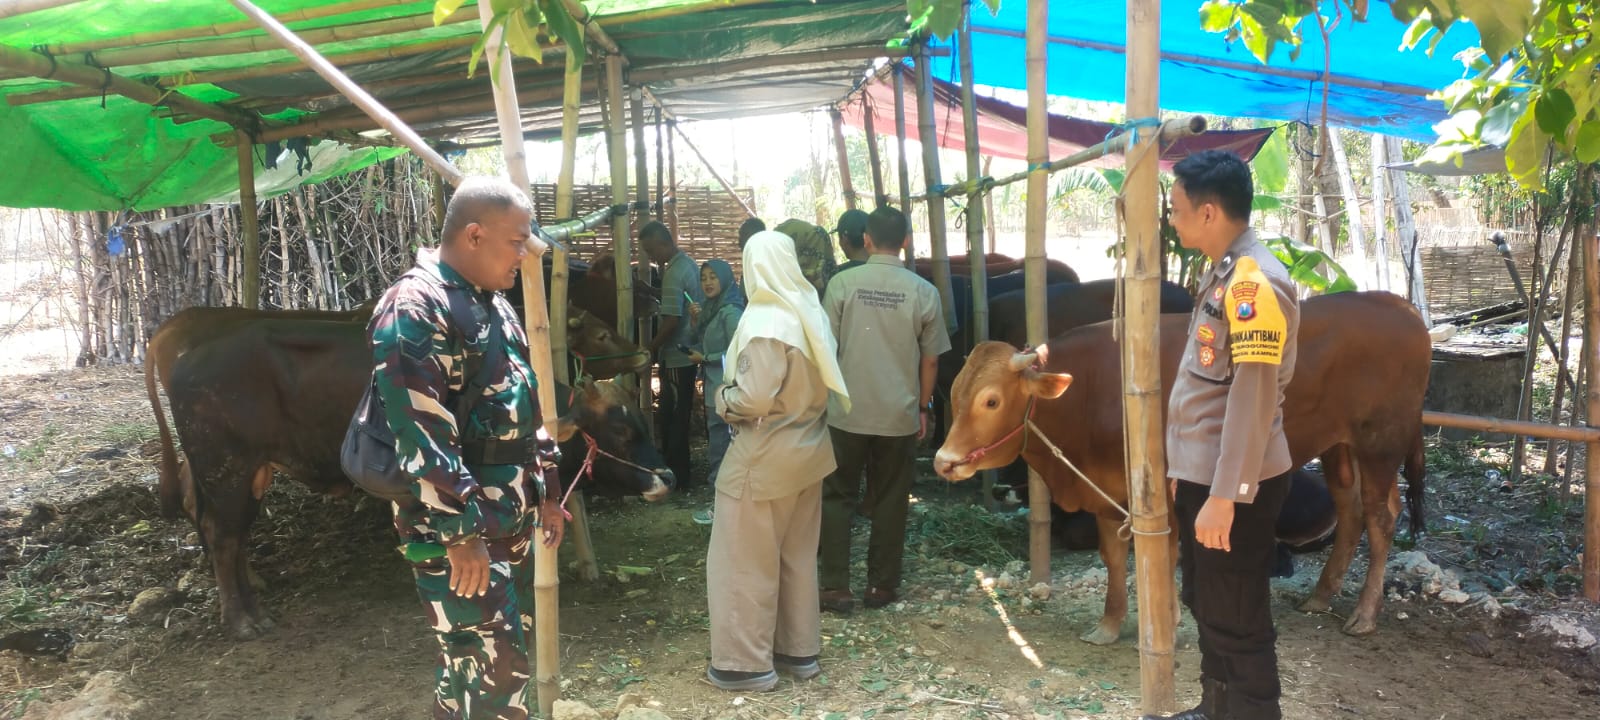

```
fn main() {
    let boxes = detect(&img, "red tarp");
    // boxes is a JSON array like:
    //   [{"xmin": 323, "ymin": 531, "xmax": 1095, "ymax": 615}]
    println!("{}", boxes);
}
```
[{"xmin": 839, "ymin": 74, "xmax": 1276, "ymax": 171}]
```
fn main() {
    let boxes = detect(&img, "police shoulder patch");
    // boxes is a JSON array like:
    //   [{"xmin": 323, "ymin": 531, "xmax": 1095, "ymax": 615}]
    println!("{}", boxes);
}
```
[{"xmin": 1225, "ymin": 257, "xmax": 1286, "ymax": 365}]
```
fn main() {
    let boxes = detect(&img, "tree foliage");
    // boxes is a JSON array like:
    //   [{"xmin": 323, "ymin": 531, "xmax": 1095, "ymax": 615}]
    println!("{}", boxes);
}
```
[
  {"xmin": 1198, "ymin": 1, "xmax": 1596, "ymax": 191},
  {"xmin": 434, "ymin": 0, "xmax": 587, "ymax": 78}
]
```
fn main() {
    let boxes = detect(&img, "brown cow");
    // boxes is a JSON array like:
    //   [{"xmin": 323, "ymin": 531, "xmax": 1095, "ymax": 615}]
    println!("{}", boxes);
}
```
[
  {"xmin": 913, "ymin": 253, "xmax": 1079, "ymax": 285},
  {"xmin": 153, "ymin": 315, "xmax": 672, "ymax": 639},
  {"xmin": 933, "ymin": 291, "xmax": 1428, "ymax": 643},
  {"xmin": 146, "ymin": 304, "xmax": 650, "ymax": 521}
]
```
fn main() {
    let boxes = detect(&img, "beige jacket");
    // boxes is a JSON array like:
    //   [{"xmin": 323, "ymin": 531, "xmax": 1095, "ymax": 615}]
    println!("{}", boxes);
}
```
[
  {"xmin": 1165, "ymin": 229, "xmax": 1299, "ymax": 504},
  {"xmin": 715, "ymin": 337, "xmax": 837, "ymax": 500}
]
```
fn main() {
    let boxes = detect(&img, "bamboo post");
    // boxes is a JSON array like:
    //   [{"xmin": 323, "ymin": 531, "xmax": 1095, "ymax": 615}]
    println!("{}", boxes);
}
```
[
  {"xmin": 861, "ymin": 95, "xmax": 887, "ymax": 207},
  {"xmin": 1022, "ymin": 0, "xmax": 1052, "ymax": 589},
  {"xmin": 226, "ymin": 0, "xmax": 467, "ymax": 189},
  {"xmin": 915, "ymin": 47, "xmax": 959, "ymax": 338},
  {"xmin": 667, "ymin": 118, "xmax": 679, "ymax": 237},
  {"xmin": 983, "ymin": 156, "xmax": 997, "ymax": 253},
  {"xmin": 1328, "ymin": 130, "xmax": 1371, "ymax": 287},
  {"xmin": 1583, "ymin": 207, "xmax": 1600, "ymax": 603},
  {"xmin": 0, "ymin": 0, "xmax": 86, "ymax": 20},
  {"xmin": 1385, "ymin": 136, "xmax": 1431, "ymax": 325},
  {"xmin": 831, "ymin": 108, "xmax": 858, "ymax": 210},
  {"xmin": 958, "ymin": 11, "xmax": 995, "ymax": 509},
  {"xmin": 1548, "ymin": 234, "xmax": 1582, "ymax": 475},
  {"xmin": 892, "ymin": 63, "xmax": 915, "ymax": 268},
  {"xmin": 471, "ymin": 3, "xmax": 562, "ymax": 715},
  {"xmin": 669, "ymin": 119, "xmax": 757, "ymax": 218},
  {"xmin": 1126, "ymin": 0, "xmax": 1176, "ymax": 711},
  {"xmin": 236, "ymin": 133, "xmax": 260, "ymax": 310},
  {"xmin": 655, "ymin": 107, "xmax": 666, "ymax": 220},
  {"xmin": 1370, "ymin": 134, "xmax": 1391, "ymax": 292},
  {"xmin": 605, "ymin": 57, "xmax": 636, "ymax": 345},
  {"xmin": 632, "ymin": 90, "xmax": 650, "ymax": 229}
]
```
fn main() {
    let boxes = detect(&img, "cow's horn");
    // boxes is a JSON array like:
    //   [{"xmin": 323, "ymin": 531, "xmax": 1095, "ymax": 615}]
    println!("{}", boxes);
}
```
[{"xmin": 1009, "ymin": 352, "xmax": 1037, "ymax": 373}]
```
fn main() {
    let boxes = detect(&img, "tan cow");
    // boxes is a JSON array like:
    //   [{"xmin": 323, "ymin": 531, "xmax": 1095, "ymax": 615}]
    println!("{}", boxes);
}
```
[{"xmin": 933, "ymin": 291, "xmax": 1429, "ymax": 642}]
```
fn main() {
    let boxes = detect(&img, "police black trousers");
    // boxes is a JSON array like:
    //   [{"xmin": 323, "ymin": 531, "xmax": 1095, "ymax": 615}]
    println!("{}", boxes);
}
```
[
  {"xmin": 820, "ymin": 428, "xmax": 918, "ymax": 593},
  {"xmin": 659, "ymin": 365, "xmax": 698, "ymax": 487},
  {"xmin": 1175, "ymin": 472, "xmax": 1290, "ymax": 720}
]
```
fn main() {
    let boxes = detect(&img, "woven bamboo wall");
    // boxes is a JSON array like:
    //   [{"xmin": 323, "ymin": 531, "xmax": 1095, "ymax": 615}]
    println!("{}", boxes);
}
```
[
  {"xmin": 1415, "ymin": 226, "xmax": 1569, "ymax": 316},
  {"xmin": 529, "ymin": 183, "xmax": 755, "ymax": 273}
]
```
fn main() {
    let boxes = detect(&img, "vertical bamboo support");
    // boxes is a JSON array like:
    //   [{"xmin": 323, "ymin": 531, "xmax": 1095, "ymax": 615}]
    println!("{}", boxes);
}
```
[
  {"xmin": 604, "ymin": 57, "xmax": 635, "ymax": 345},
  {"xmin": 892, "ymin": 63, "xmax": 915, "ymax": 268},
  {"xmin": 667, "ymin": 118, "xmax": 679, "ymax": 237},
  {"xmin": 861, "ymin": 95, "xmax": 886, "ymax": 207},
  {"xmin": 831, "ymin": 108, "xmax": 858, "ymax": 210},
  {"xmin": 236, "ymin": 133, "xmax": 260, "ymax": 309},
  {"xmin": 655, "ymin": 107, "xmax": 666, "ymax": 220},
  {"xmin": 1549, "ymin": 233, "xmax": 1582, "ymax": 475},
  {"xmin": 1126, "ymin": 0, "xmax": 1175, "ymax": 711},
  {"xmin": 1022, "ymin": 0, "xmax": 1052, "ymax": 588},
  {"xmin": 1386, "ymin": 136, "xmax": 1431, "ymax": 325},
  {"xmin": 630, "ymin": 89, "xmax": 657, "ymax": 439},
  {"xmin": 958, "ymin": 11, "xmax": 996, "ymax": 508},
  {"xmin": 1370, "ymin": 134, "xmax": 1391, "ymax": 292},
  {"xmin": 983, "ymin": 156, "xmax": 997, "ymax": 253},
  {"xmin": 1583, "ymin": 172, "xmax": 1600, "ymax": 603},
  {"xmin": 474, "ymin": 3, "xmax": 561, "ymax": 716},
  {"xmin": 1329, "ymin": 131, "xmax": 1370, "ymax": 287},
  {"xmin": 915, "ymin": 45, "xmax": 959, "ymax": 339}
]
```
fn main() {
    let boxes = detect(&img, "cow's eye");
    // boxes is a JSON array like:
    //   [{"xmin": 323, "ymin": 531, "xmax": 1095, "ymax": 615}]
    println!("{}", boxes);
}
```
[{"xmin": 984, "ymin": 396, "xmax": 999, "ymax": 409}]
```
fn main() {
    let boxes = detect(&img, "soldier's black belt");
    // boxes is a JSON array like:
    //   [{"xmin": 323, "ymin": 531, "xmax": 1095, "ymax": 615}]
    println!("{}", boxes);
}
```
[{"xmin": 462, "ymin": 436, "xmax": 540, "ymax": 466}]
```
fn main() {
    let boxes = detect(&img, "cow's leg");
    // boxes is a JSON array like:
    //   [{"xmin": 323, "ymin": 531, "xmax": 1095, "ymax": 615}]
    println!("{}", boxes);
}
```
[
  {"xmin": 198, "ymin": 462, "xmax": 273, "ymax": 640},
  {"xmin": 1344, "ymin": 457, "xmax": 1401, "ymax": 637},
  {"xmin": 1082, "ymin": 514, "xmax": 1128, "ymax": 645},
  {"xmin": 1300, "ymin": 447, "xmax": 1362, "ymax": 615}
]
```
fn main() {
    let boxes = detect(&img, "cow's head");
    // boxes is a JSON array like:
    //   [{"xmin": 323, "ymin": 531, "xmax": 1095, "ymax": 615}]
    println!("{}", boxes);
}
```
[
  {"xmin": 587, "ymin": 253, "xmax": 662, "ymax": 318},
  {"xmin": 567, "ymin": 307, "xmax": 652, "ymax": 379},
  {"xmin": 933, "ymin": 341, "xmax": 1072, "ymax": 482},
  {"xmin": 554, "ymin": 379, "xmax": 673, "ymax": 501}
]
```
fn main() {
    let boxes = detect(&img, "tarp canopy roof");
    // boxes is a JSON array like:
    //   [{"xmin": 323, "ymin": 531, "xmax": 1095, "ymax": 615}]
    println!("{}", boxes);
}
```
[
  {"xmin": 0, "ymin": 0, "xmax": 910, "ymax": 211},
  {"xmin": 838, "ymin": 72, "xmax": 1276, "ymax": 171},
  {"xmin": 946, "ymin": 1, "xmax": 1478, "ymax": 142}
]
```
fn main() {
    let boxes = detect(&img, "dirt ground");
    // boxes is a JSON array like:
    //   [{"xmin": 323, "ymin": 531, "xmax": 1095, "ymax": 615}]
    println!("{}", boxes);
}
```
[{"xmin": 2, "ymin": 365, "xmax": 1599, "ymax": 719}]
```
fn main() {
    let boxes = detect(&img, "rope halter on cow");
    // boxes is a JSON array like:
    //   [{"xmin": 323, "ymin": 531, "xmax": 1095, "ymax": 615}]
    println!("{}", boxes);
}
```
[
  {"xmin": 571, "ymin": 349, "xmax": 651, "ymax": 380},
  {"xmin": 556, "ymin": 429, "xmax": 672, "ymax": 521}
]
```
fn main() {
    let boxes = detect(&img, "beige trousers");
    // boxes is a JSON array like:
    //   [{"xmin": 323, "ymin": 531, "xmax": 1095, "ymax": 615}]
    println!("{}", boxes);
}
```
[{"xmin": 706, "ymin": 482, "xmax": 823, "ymax": 672}]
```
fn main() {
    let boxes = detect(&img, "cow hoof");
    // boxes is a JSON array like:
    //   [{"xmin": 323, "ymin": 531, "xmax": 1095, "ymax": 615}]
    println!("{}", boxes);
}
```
[
  {"xmin": 1341, "ymin": 615, "xmax": 1378, "ymax": 637},
  {"xmin": 1297, "ymin": 596, "xmax": 1332, "ymax": 614},
  {"xmin": 227, "ymin": 614, "xmax": 275, "ymax": 641},
  {"xmin": 1080, "ymin": 623, "xmax": 1121, "ymax": 646}
]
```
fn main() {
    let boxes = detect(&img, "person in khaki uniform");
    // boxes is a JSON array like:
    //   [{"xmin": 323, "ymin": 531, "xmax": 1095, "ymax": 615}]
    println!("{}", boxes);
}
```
[
  {"xmin": 705, "ymin": 230, "xmax": 851, "ymax": 692},
  {"xmin": 818, "ymin": 206, "xmax": 950, "ymax": 613},
  {"xmin": 1147, "ymin": 150, "xmax": 1299, "ymax": 720}
]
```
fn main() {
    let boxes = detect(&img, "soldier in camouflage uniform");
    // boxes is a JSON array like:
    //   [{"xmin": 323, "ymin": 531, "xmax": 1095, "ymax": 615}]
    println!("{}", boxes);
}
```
[{"xmin": 368, "ymin": 177, "xmax": 565, "ymax": 720}]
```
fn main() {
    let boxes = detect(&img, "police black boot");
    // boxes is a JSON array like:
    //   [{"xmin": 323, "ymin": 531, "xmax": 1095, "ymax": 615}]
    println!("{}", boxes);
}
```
[{"xmin": 1139, "ymin": 677, "xmax": 1228, "ymax": 720}]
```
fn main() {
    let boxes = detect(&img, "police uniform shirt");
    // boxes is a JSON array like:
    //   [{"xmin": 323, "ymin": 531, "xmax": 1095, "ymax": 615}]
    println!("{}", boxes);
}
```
[
  {"xmin": 1165, "ymin": 229, "xmax": 1299, "ymax": 504},
  {"xmin": 822, "ymin": 254, "xmax": 951, "ymax": 437}
]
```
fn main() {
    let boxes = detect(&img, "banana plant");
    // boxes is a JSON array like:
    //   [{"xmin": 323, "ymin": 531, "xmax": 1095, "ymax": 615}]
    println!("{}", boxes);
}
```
[{"xmin": 434, "ymin": 0, "xmax": 588, "ymax": 79}]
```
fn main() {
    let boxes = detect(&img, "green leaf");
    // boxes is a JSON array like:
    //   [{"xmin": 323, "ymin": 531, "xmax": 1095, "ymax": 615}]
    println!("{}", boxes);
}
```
[
  {"xmin": 1534, "ymin": 88, "xmax": 1576, "ymax": 137},
  {"xmin": 433, "ymin": 0, "xmax": 469, "ymax": 26},
  {"xmin": 504, "ymin": 7, "xmax": 545, "ymax": 61},
  {"xmin": 542, "ymin": 0, "xmax": 587, "ymax": 66},
  {"xmin": 1199, "ymin": 0, "xmax": 1237, "ymax": 33},
  {"xmin": 1458, "ymin": 0, "xmax": 1533, "ymax": 60},
  {"xmin": 466, "ymin": 13, "xmax": 508, "ymax": 78},
  {"xmin": 1239, "ymin": 12, "xmax": 1276, "ymax": 63},
  {"xmin": 1251, "ymin": 124, "xmax": 1289, "ymax": 193},
  {"xmin": 1504, "ymin": 108, "xmax": 1549, "ymax": 191},
  {"xmin": 926, "ymin": 0, "xmax": 964, "ymax": 39},
  {"xmin": 1252, "ymin": 194, "xmax": 1283, "ymax": 211},
  {"xmin": 1478, "ymin": 100, "xmax": 1521, "ymax": 146},
  {"xmin": 980, "ymin": 0, "xmax": 1001, "ymax": 16},
  {"xmin": 1574, "ymin": 121, "xmax": 1600, "ymax": 164}
]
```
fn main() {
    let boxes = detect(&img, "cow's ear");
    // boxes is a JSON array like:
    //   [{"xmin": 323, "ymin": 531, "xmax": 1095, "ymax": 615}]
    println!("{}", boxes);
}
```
[
  {"xmin": 553, "ymin": 414, "xmax": 580, "ymax": 442},
  {"xmin": 1025, "ymin": 370, "xmax": 1072, "ymax": 400},
  {"xmin": 568, "ymin": 315, "xmax": 584, "ymax": 329}
]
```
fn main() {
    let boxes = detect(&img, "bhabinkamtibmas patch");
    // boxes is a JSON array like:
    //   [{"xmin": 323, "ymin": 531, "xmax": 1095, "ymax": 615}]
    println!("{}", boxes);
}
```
[{"xmin": 1226, "ymin": 256, "xmax": 1286, "ymax": 365}]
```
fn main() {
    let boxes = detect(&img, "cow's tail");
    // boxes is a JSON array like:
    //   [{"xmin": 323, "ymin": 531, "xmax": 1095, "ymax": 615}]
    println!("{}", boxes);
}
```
[
  {"xmin": 1403, "ymin": 428, "xmax": 1426, "ymax": 538},
  {"xmin": 145, "ymin": 334, "xmax": 182, "ymax": 520}
]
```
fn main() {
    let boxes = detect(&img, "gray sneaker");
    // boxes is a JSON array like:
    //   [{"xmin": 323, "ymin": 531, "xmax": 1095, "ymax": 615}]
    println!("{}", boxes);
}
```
[
  {"xmin": 692, "ymin": 508, "xmax": 714, "ymax": 525},
  {"xmin": 706, "ymin": 667, "xmax": 778, "ymax": 691},
  {"xmin": 773, "ymin": 653, "xmax": 821, "ymax": 680}
]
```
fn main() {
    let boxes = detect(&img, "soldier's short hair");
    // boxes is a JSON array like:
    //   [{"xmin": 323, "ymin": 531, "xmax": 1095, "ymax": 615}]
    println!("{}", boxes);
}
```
[
  {"xmin": 1172, "ymin": 150, "xmax": 1253, "ymax": 223},
  {"xmin": 737, "ymin": 218, "xmax": 766, "ymax": 249},
  {"xmin": 442, "ymin": 176, "xmax": 533, "ymax": 244},
  {"xmin": 639, "ymin": 220, "xmax": 674, "ymax": 249},
  {"xmin": 865, "ymin": 205, "xmax": 908, "ymax": 251}
]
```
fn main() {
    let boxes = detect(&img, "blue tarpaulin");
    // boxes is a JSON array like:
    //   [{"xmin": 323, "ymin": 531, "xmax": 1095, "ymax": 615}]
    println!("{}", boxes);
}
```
[{"xmin": 943, "ymin": 1, "xmax": 1480, "ymax": 141}]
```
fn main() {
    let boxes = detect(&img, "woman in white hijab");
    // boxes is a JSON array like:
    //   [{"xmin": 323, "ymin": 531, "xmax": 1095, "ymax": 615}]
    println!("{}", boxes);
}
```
[{"xmin": 705, "ymin": 230, "xmax": 850, "ymax": 692}]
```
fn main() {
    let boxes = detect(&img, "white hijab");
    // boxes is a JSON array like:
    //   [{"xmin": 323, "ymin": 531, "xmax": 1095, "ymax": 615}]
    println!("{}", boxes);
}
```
[{"xmin": 724, "ymin": 230, "xmax": 851, "ymax": 413}]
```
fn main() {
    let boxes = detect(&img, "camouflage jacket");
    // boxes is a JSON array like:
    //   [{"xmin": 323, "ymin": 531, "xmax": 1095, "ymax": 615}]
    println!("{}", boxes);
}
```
[{"xmin": 368, "ymin": 250, "xmax": 559, "ymax": 545}]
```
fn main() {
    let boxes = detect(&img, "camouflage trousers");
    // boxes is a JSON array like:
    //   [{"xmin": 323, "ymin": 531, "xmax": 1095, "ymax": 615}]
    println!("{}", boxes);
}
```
[{"xmin": 412, "ymin": 531, "xmax": 534, "ymax": 720}]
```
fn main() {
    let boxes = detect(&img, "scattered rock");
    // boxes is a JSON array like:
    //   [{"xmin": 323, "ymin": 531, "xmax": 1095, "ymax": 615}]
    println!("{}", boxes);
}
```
[
  {"xmin": 993, "ymin": 571, "xmax": 1017, "ymax": 590},
  {"xmin": 19, "ymin": 671, "xmax": 143, "ymax": 720},
  {"xmin": 1439, "ymin": 589, "xmax": 1471, "ymax": 604},
  {"xmin": 617, "ymin": 708, "xmax": 671, "ymax": 720},
  {"xmin": 183, "ymin": 532, "xmax": 200, "ymax": 546},
  {"xmin": 551, "ymin": 699, "xmax": 602, "ymax": 720},
  {"xmin": 615, "ymin": 692, "xmax": 644, "ymax": 714},
  {"xmin": 176, "ymin": 569, "xmax": 208, "ymax": 596},
  {"xmin": 1027, "ymin": 582, "xmax": 1052, "ymax": 601},
  {"xmin": 126, "ymin": 588, "xmax": 176, "ymax": 625},
  {"xmin": 1468, "ymin": 593, "xmax": 1504, "ymax": 619},
  {"xmin": 1462, "ymin": 632, "xmax": 1494, "ymax": 658},
  {"xmin": 1530, "ymin": 615, "xmax": 1598, "ymax": 652},
  {"xmin": 70, "ymin": 642, "xmax": 107, "ymax": 660}
]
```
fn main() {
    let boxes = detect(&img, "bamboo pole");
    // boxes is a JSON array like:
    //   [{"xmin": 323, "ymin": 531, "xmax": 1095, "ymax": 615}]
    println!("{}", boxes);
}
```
[
  {"xmin": 1125, "ymin": 0, "xmax": 1175, "ymax": 711},
  {"xmin": 831, "ymin": 108, "xmax": 858, "ymax": 210},
  {"xmin": 467, "ymin": 2, "xmax": 563, "ymax": 715},
  {"xmin": 914, "ymin": 46, "xmax": 958, "ymax": 339},
  {"xmin": 45, "ymin": 0, "xmax": 406, "ymax": 55},
  {"xmin": 1422, "ymin": 410, "xmax": 1600, "ymax": 444},
  {"xmin": 892, "ymin": 63, "xmax": 914, "ymax": 268},
  {"xmin": 669, "ymin": 119, "xmax": 757, "ymax": 218},
  {"xmin": 957, "ymin": 10, "xmax": 995, "ymax": 509},
  {"xmin": 0, "ymin": 42, "xmax": 251, "ymax": 126},
  {"xmin": 1370, "ymin": 134, "xmax": 1392, "ymax": 291},
  {"xmin": 1583, "ymin": 183, "xmax": 1600, "ymax": 602},
  {"xmin": 246, "ymin": 78, "xmax": 573, "ymax": 143},
  {"xmin": 227, "ymin": 0, "xmax": 467, "ymax": 190},
  {"xmin": 1549, "ymin": 233, "xmax": 1582, "ymax": 475},
  {"xmin": 595, "ymin": 0, "xmax": 782, "ymax": 26},
  {"xmin": 553, "ymin": 48, "xmax": 582, "ymax": 385},
  {"xmin": 860, "ymin": 94, "xmax": 886, "ymax": 208},
  {"xmin": 632, "ymin": 90, "xmax": 650, "ymax": 225},
  {"xmin": 1328, "ymin": 130, "xmax": 1370, "ymax": 285},
  {"xmin": 1386, "ymin": 136, "xmax": 1431, "ymax": 325},
  {"xmin": 556, "ymin": 0, "xmax": 623, "ymax": 57},
  {"xmin": 667, "ymin": 116, "xmax": 679, "ymax": 237},
  {"xmin": 83, "ymin": 8, "xmax": 478, "ymax": 68},
  {"xmin": 983, "ymin": 156, "xmax": 997, "ymax": 253},
  {"xmin": 236, "ymin": 133, "xmax": 260, "ymax": 310},
  {"xmin": 655, "ymin": 107, "xmax": 666, "ymax": 220},
  {"xmin": 1022, "ymin": 0, "xmax": 1051, "ymax": 589},
  {"xmin": 926, "ymin": 117, "xmax": 1206, "ymax": 200},
  {"xmin": 605, "ymin": 57, "xmax": 636, "ymax": 345},
  {"xmin": 0, "ymin": 0, "xmax": 85, "ymax": 21}
]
